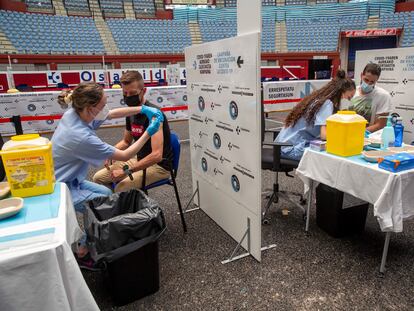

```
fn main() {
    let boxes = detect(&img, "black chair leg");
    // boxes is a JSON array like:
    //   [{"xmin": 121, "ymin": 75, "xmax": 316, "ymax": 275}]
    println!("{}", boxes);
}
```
[
  {"xmin": 142, "ymin": 168, "xmax": 148, "ymax": 195},
  {"xmin": 262, "ymin": 191, "xmax": 276, "ymax": 223},
  {"xmin": 171, "ymin": 172, "xmax": 187, "ymax": 233}
]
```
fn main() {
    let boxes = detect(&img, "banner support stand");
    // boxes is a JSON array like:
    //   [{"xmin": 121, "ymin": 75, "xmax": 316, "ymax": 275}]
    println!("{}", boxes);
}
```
[
  {"xmin": 181, "ymin": 180, "xmax": 200, "ymax": 214},
  {"xmin": 221, "ymin": 218, "xmax": 277, "ymax": 264},
  {"xmin": 221, "ymin": 218, "xmax": 251, "ymax": 264}
]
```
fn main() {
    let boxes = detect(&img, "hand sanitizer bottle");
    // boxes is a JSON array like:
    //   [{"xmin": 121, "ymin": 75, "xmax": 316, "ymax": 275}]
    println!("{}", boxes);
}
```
[{"xmin": 381, "ymin": 116, "xmax": 395, "ymax": 149}]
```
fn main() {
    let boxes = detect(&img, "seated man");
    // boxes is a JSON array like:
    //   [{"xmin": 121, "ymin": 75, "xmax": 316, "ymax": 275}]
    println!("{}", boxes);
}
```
[
  {"xmin": 348, "ymin": 63, "xmax": 392, "ymax": 133},
  {"xmin": 93, "ymin": 71, "xmax": 173, "ymax": 192}
]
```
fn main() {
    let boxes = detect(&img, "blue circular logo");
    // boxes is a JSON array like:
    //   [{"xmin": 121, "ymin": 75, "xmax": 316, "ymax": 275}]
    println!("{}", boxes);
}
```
[
  {"xmin": 201, "ymin": 157, "xmax": 208, "ymax": 172},
  {"xmin": 171, "ymin": 110, "xmax": 177, "ymax": 115},
  {"xmin": 46, "ymin": 119, "xmax": 54, "ymax": 125},
  {"xmin": 183, "ymin": 95, "xmax": 188, "ymax": 102},
  {"xmin": 229, "ymin": 101, "xmax": 238, "ymax": 120},
  {"xmin": 231, "ymin": 175, "xmax": 240, "ymax": 192},
  {"xmin": 27, "ymin": 104, "xmax": 37, "ymax": 112},
  {"xmin": 157, "ymin": 97, "xmax": 163, "ymax": 103},
  {"xmin": 213, "ymin": 133, "xmax": 221, "ymax": 149},
  {"xmin": 198, "ymin": 96, "xmax": 205, "ymax": 112}
]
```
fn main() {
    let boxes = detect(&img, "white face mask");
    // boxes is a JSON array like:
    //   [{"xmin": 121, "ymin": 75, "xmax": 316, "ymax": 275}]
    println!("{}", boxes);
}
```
[
  {"xmin": 340, "ymin": 98, "xmax": 352, "ymax": 109},
  {"xmin": 361, "ymin": 80, "xmax": 374, "ymax": 94},
  {"xmin": 94, "ymin": 104, "xmax": 109, "ymax": 121}
]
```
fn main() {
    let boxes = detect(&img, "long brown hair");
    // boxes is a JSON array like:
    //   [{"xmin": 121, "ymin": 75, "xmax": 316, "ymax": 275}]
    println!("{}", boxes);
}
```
[{"xmin": 284, "ymin": 70, "xmax": 355, "ymax": 127}]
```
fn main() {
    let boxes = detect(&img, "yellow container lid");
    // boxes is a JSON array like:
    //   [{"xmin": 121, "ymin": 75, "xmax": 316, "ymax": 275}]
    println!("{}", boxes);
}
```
[
  {"xmin": 327, "ymin": 110, "xmax": 367, "ymax": 124},
  {"xmin": 11, "ymin": 134, "xmax": 40, "ymax": 141},
  {"xmin": 2, "ymin": 134, "xmax": 50, "ymax": 151}
]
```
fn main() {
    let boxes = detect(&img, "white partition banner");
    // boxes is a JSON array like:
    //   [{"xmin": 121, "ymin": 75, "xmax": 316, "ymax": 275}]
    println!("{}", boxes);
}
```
[
  {"xmin": 0, "ymin": 86, "xmax": 188, "ymax": 135},
  {"xmin": 185, "ymin": 32, "xmax": 262, "ymax": 261},
  {"xmin": 355, "ymin": 47, "xmax": 414, "ymax": 144},
  {"xmin": 263, "ymin": 79, "xmax": 329, "ymax": 112},
  {"xmin": 166, "ymin": 64, "xmax": 181, "ymax": 86}
]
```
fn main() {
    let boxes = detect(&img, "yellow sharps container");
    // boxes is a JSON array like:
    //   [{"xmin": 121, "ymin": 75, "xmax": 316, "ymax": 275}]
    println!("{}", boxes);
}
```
[
  {"xmin": 0, "ymin": 134, "xmax": 55, "ymax": 197},
  {"xmin": 326, "ymin": 111, "xmax": 367, "ymax": 157}
]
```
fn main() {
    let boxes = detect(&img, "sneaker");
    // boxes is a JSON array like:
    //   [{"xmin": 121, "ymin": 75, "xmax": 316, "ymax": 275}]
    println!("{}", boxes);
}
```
[{"xmin": 75, "ymin": 253, "xmax": 102, "ymax": 272}]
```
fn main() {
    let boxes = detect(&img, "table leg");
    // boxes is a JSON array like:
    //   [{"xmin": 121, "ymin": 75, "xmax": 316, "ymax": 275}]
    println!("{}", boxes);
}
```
[
  {"xmin": 380, "ymin": 232, "xmax": 391, "ymax": 274},
  {"xmin": 305, "ymin": 180, "xmax": 313, "ymax": 232}
]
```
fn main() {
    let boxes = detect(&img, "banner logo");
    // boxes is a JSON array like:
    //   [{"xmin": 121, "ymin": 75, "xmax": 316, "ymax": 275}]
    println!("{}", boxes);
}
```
[
  {"xmin": 27, "ymin": 104, "xmax": 37, "ymax": 112},
  {"xmin": 229, "ymin": 101, "xmax": 238, "ymax": 120},
  {"xmin": 201, "ymin": 157, "xmax": 208, "ymax": 172},
  {"xmin": 47, "ymin": 71, "xmax": 62, "ymax": 84},
  {"xmin": 213, "ymin": 133, "xmax": 221, "ymax": 149},
  {"xmin": 231, "ymin": 175, "xmax": 240, "ymax": 192},
  {"xmin": 198, "ymin": 96, "xmax": 205, "ymax": 112}
]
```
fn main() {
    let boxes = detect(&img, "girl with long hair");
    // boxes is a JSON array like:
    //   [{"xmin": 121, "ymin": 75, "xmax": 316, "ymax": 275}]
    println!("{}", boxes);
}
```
[{"xmin": 275, "ymin": 70, "xmax": 356, "ymax": 160}]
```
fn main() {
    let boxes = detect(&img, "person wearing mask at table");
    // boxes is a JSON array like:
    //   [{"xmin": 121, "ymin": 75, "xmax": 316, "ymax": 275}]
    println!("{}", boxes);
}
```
[
  {"xmin": 275, "ymin": 69, "xmax": 356, "ymax": 161},
  {"xmin": 93, "ymin": 70, "xmax": 173, "ymax": 193},
  {"xmin": 52, "ymin": 82, "xmax": 163, "ymax": 268},
  {"xmin": 348, "ymin": 63, "xmax": 392, "ymax": 134}
]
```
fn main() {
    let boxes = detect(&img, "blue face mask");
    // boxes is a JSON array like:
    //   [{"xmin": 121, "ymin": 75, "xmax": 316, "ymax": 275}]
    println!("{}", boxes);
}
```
[{"xmin": 361, "ymin": 80, "xmax": 374, "ymax": 94}]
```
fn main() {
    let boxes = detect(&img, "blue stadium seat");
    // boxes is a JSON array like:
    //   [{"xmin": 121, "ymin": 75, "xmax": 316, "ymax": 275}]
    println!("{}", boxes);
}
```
[
  {"xmin": 0, "ymin": 10, "xmax": 104, "ymax": 54},
  {"xmin": 133, "ymin": 0, "xmax": 155, "ymax": 16},
  {"xmin": 107, "ymin": 18, "xmax": 191, "ymax": 54}
]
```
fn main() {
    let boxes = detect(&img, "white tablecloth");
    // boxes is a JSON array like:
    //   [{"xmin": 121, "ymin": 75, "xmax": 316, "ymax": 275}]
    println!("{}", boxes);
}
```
[
  {"xmin": 296, "ymin": 149, "xmax": 414, "ymax": 232},
  {"xmin": 0, "ymin": 183, "xmax": 99, "ymax": 311}
]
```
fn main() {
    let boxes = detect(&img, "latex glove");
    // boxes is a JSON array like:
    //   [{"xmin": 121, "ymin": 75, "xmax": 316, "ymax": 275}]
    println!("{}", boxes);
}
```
[
  {"xmin": 141, "ymin": 105, "xmax": 164, "ymax": 123},
  {"xmin": 141, "ymin": 105, "xmax": 164, "ymax": 136},
  {"xmin": 364, "ymin": 129, "xmax": 371, "ymax": 138}
]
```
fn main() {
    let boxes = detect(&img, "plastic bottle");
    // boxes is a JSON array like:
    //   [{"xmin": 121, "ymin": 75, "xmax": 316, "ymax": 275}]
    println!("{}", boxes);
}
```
[
  {"xmin": 381, "ymin": 116, "xmax": 395, "ymax": 149},
  {"xmin": 394, "ymin": 117, "xmax": 404, "ymax": 147}
]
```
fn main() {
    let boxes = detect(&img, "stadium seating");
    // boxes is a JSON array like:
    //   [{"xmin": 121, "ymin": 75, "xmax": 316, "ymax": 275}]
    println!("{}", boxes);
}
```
[
  {"xmin": 100, "ymin": 0, "xmax": 125, "ymax": 17},
  {"xmin": 380, "ymin": 12, "xmax": 410, "ymax": 29},
  {"xmin": 225, "ymin": 0, "xmax": 276, "ymax": 7},
  {"xmin": 377, "ymin": 11, "xmax": 414, "ymax": 47},
  {"xmin": 0, "ymin": 1, "xmax": 412, "ymax": 55},
  {"xmin": 199, "ymin": 19, "xmax": 275, "ymax": 52},
  {"xmin": 199, "ymin": 20, "xmax": 236, "ymax": 42},
  {"xmin": 64, "ymin": 0, "xmax": 90, "ymax": 15},
  {"xmin": 133, "ymin": 0, "xmax": 155, "ymax": 16},
  {"xmin": 339, "ymin": 14, "xmax": 367, "ymax": 30},
  {"xmin": 285, "ymin": 0, "xmax": 306, "ymax": 5},
  {"xmin": 107, "ymin": 19, "xmax": 191, "ymax": 54},
  {"xmin": 25, "ymin": 0, "xmax": 53, "ymax": 11},
  {"xmin": 316, "ymin": 0, "xmax": 338, "ymax": 3},
  {"xmin": 286, "ymin": 18, "xmax": 340, "ymax": 52},
  {"xmin": 0, "ymin": 10, "xmax": 104, "ymax": 54}
]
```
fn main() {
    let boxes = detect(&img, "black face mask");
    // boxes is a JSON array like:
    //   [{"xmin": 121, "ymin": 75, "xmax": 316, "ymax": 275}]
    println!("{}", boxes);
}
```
[{"xmin": 124, "ymin": 94, "xmax": 141, "ymax": 107}]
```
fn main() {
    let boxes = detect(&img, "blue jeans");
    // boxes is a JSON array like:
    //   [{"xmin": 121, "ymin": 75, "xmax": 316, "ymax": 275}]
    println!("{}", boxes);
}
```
[
  {"xmin": 281, "ymin": 146, "xmax": 303, "ymax": 161},
  {"xmin": 72, "ymin": 180, "xmax": 112, "ymax": 246},
  {"xmin": 73, "ymin": 180, "xmax": 113, "ymax": 213}
]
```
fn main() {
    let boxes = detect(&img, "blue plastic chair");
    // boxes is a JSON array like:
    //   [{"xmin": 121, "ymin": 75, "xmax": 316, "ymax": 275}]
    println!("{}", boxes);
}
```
[{"xmin": 141, "ymin": 132, "xmax": 187, "ymax": 232}]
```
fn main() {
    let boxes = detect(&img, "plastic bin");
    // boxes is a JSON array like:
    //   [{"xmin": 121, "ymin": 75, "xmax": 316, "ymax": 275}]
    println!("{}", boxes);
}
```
[
  {"xmin": 0, "ymin": 134, "xmax": 54, "ymax": 197},
  {"xmin": 104, "ymin": 241, "xmax": 160, "ymax": 305},
  {"xmin": 84, "ymin": 190, "xmax": 166, "ymax": 306},
  {"xmin": 326, "ymin": 111, "xmax": 367, "ymax": 157},
  {"xmin": 316, "ymin": 183, "xmax": 369, "ymax": 238}
]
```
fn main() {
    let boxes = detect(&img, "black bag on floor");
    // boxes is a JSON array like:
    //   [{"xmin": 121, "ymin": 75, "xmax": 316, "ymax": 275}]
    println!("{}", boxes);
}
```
[{"xmin": 83, "ymin": 189, "xmax": 166, "ymax": 306}]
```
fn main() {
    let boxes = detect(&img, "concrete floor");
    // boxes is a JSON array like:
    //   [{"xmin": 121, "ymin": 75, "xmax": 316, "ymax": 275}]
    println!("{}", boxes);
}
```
[{"xmin": 44, "ymin": 115, "xmax": 414, "ymax": 310}]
